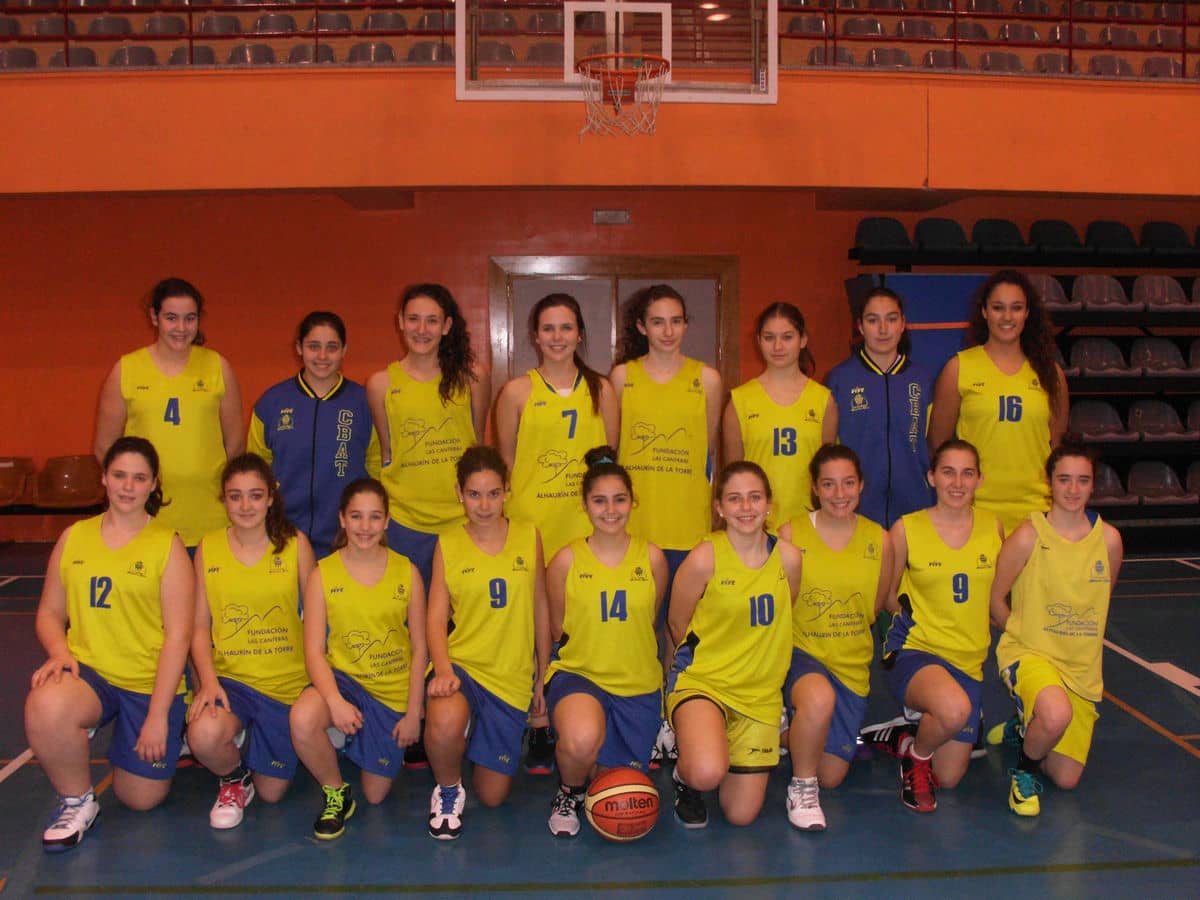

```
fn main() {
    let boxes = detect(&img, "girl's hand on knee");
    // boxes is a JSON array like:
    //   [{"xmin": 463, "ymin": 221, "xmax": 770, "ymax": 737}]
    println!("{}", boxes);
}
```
[
  {"xmin": 427, "ymin": 672, "xmax": 460, "ymax": 698},
  {"xmin": 134, "ymin": 715, "xmax": 168, "ymax": 763},
  {"xmin": 393, "ymin": 713, "xmax": 420, "ymax": 747},
  {"xmin": 30, "ymin": 653, "xmax": 78, "ymax": 689},
  {"xmin": 187, "ymin": 681, "xmax": 230, "ymax": 723},
  {"xmin": 330, "ymin": 698, "xmax": 363, "ymax": 735}
]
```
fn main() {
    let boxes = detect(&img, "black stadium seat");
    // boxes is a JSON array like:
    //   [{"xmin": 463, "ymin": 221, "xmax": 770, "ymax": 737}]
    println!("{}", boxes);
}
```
[
  {"xmin": 915, "ymin": 217, "xmax": 977, "ymax": 253},
  {"xmin": 973, "ymin": 219, "xmax": 1033, "ymax": 254}
]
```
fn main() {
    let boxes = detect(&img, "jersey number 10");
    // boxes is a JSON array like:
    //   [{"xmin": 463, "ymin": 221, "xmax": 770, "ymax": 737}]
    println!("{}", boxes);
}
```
[{"xmin": 748, "ymin": 593, "xmax": 775, "ymax": 627}]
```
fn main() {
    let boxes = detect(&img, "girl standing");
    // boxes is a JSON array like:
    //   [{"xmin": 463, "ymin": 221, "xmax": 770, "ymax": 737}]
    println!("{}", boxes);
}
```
[
  {"xmin": 930, "ymin": 270, "xmax": 1068, "ymax": 534},
  {"xmin": 724, "ymin": 303, "xmax": 836, "ymax": 531},
  {"xmin": 94, "ymin": 278, "xmax": 243, "ymax": 548}
]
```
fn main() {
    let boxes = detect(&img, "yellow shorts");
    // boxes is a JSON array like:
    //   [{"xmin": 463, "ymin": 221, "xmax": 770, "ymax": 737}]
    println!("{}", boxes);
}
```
[
  {"xmin": 666, "ymin": 688, "xmax": 779, "ymax": 772},
  {"xmin": 1000, "ymin": 654, "xmax": 1098, "ymax": 765}
]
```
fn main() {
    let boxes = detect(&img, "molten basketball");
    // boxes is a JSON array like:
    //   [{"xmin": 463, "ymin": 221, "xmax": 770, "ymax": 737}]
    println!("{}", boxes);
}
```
[{"xmin": 584, "ymin": 767, "xmax": 659, "ymax": 842}]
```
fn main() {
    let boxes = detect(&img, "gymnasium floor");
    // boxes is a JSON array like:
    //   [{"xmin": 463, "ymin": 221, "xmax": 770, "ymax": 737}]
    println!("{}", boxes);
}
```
[{"xmin": 1, "ymin": 542, "xmax": 1197, "ymax": 898}]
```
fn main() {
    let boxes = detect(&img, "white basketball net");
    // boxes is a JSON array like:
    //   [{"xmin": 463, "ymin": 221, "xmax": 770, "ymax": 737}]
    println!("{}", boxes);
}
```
[{"xmin": 578, "ymin": 55, "xmax": 670, "ymax": 137}]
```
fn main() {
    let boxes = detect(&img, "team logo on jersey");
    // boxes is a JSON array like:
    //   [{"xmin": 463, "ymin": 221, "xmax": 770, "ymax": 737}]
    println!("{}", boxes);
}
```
[
  {"xmin": 269, "ymin": 555, "xmax": 287, "ymax": 575},
  {"xmin": 462, "ymin": 566, "xmax": 476, "ymax": 575},
  {"xmin": 864, "ymin": 542, "xmax": 880, "ymax": 561},
  {"xmin": 631, "ymin": 565, "xmax": 648, "ymax": 582},
  {"xmin": 220, "ymin": 603, "xmax": 285, "ymax": 639},
  {"xmin": 976, "ymin": 553, "xmax": 992, "ymax": 569},
  {"xmin": 972, "ymin": 381, "xmax": 986, "ymax": 389},
  {"xmin": 536, "ymin": 449, "xmax": 576, "ymax": 483},
  {"xmin": 398, "ymin": 416, "xmax": 455, "ymax": 453},
  {"xmin": 628, "ymin": 421, "xmax": 689, "ymax": 457},
  {"xmin": 929, "ymin": 561, "xmax": 943, "ymax": 568},
  {"xmin": 127, "ymin": 560, "xmax": 147, "ymax": 577},
  {"xmin": 207, "ymin": 566, "xmax": 221, "ymax": 574},
  {"xmin": 799, "ymin": 587, "xmax": 861, "ymax": 622},
  {"xmin": 1030, "ymin": 378, "xmax": 1040, "ymax": 389},
  {"xmin": 135, "ymin": 384, "xmax": 151, "ymax": 392},
  {"xmin": 688, "ymin": 377, "xmax": 703, "ymax": 394},
  {"xmin": 71, "ymin": 558, "xmax": 85, "ymax": 566},
  {"xmin": 497, "ymin": 754, "xmax": 512, "ymax": 765},
  {"xmin": 850, "ymin": 386, "xmax": 869, "ymax": 413},
  {"xmin": 804, "ymin": 408, "xmax": 820, "ymax": 423},
  {"xmin": 579, "ymin": 572, "xmax": 593, "ymax": 580},
  {"xmin": 270, "ymin": 760, "xmax": 286, "ymax": 769},
  {"xmin": 532, "ymin": 400, "xmax": 548, "ymax": 408},
  {"xmin": 192, "ymin": 378, "xmax": 210, "ymax": 393},
  {"xmin": 720, "ymin": 578, "xmax": 736, "ymax": 586},
  {"xmin": 393, "ymin": 583, "xmax": 408, "ymax": 601},
  {"xmin": 377, "ymin": 756, "xmax": 392, "ymax": 768},
  {"xmin": 747, "ymin": 412, "xmax": 760, "ymax": 420},
  {"xmin": 512, "ymin": 556, "xmax": 528, "ymax": 572},
  {"xmin": 1088, "ymin": 559, "xmax": 1109, "ymax": 583},
  {"xmin": 344, "ymin": 628, "xmax": 404, "ymax": 663},
  {"xmin": 329, "ymin": 586, "xmax": 345, "ymax": 594},
  {"xmin": 276, "ymin": 408, "xmax": 295, "ymax": 433},
  {"xmin": 1044, "ymin": 603, "xmax": 1098, "ymax": 637}
]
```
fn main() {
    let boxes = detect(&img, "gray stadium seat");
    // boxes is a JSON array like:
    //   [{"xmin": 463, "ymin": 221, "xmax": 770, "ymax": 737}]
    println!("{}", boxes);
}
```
[
  {"xmin": 1154, "ymin": 2, "xmax": 1185, "ymax": 21},
  {"xmin": 808, "ymin": 46, "xmax": 855, "ymax": 65},
  {"xmin": 1048, "ymin": 24, "xmax": 1087, "ymax": 45},
  {"xmin": 88, "ymin": 15, "xmax": 133, "ymax": 35},
  {"xmin": 1036, "ymin": 53, "xmax": 1079, "ymax": 74},
  {"xmin": 199, "ymin": 15, "xmax": 241, "ymax": 35},
  {"xmin": 35, "ymin": 16, "xmax": 74, "ymax": 36},
  {"xmin": 254, "ymin": 14, "xmax": 297, "ymax": 34},
  {"xmin": 478, "ymin": 41, "xmax": 517, "ymax": 64},
  {"xmin": 1014, "ymin": 0, "xmax": 1049, "ymax": 12},
  {"xmin": 0, "ymin": 16, "xmax": 19, "ymax": 36},
  {"xmin": 843, "ymin": 17, "xmax": 884, "ymax": 35},
  {"xmin": 1069, "ymin": 337, "xmax": 1137, "ymax": 376},
  {"xmin": 1091, "ymin": 462, "xmax": 1139, "ymax": 506},
  {"xmin": 364, "ymin": 12, "xmax": 407, "ymax": 31},
  {"xmin": 1027, "ymin": 273, "xmax": 1075, "ymax": 310},
  {"xmin": 1142, "ymin": 56, "xmax": 1183, "ymax": 78},
  {"xmin": 415, "ymin": 12, "xmax": 454, "ymax": 31},
  {"xmin": 288, "ymin": 44, "xmax": 336, "ymax": 64},
  {"xmin": 965, "ymin": 0, "xmax": 1002, "ymax": 10},
  {"xmin": 50, "ymin": 46, "xmax": 98, "ymax": 67},
  {"xmin": 481, "ymin": 11, "xmax": 518, "ymax": 32},
  {"xmin": 999, "ymin": 23, "xmax": 1040, "ymax": 43},
  {"xmin": 1130, "ymin": 337, "xmax": 1192, "ymax": 375},
  {"xmin": 348, "ymin": 41, "xmax": 396, "ymax": 63},
  {"xmin": 1088, "ymin": 54, "xmax": 1135, "ymax": 76},
  {"xmin": 923, "ymin": 49, "xmax": 968, "ymax": 69},
  {"xmin": 918, "ymin": 0, "xmax": 952, "ymax": 9},
  {"xmin": 408, "ymin": 41, "xmax": 453, "ymax": 62},
  {"xmin": 1133, "ymin": 274, "xmax": 1190, "ymax": 310},
  {"xmin": 1072, "ymin": 273, "xmax": 1139, "ymax": 310},
  {"xmin": 109, "ymin": 45, "xmax": 158, "ymax": 66},
  {"xmin": 790, "ymin": 15, "xmax": 828, "ymax": 35},
  {"xmin": 981, "ymin": 51, "xmax": 1025, "ymax": 71},
  {"xmin": 144, "ymin": 14, "xmax": 186, "ymax": 35},
  {"xmin": 895, "ymin": 19, "xmax": 936, "ymax": 39},
  {"xmin": 1127, "ymin": 461, "xmax": 1199, "ymax": 505},
  {"xmin": 867, "ymin": 0, "xmax": 904, "ymax": 8},
  {"xmin": 1068, "ymin": 400, "xmax": 1139, "ymax": 441},
  {"xmin": 168, "ymin": 45, "xmax": 216, "ymax": 65},
  {"xmin": 309, "ymin": 12, "xmax": 351, "ymax": 32},
  {"xmin": 951, "ymin": 22, "xmax": 990, "ymax": 41},
  {"xmin": 867, "ymin": 48, "xmax": 913, "ymax": 67},
  {"xmin": 526, "ymin": 42, "xmax": 564, "ymax": 64},
  {"xmin": 227, "ymin": 43, "xmax": 275, "ymax": 65},
  {"xmin": 1149, "ymin": 27, "xmax": 1183, "ymax": 48},
  {"xmin": 1101, "ymin": 25, "xmax": 1139, "ymax": 46},
  {"xmin": 1106, "ymin": 2, "xmax": 1144, "ymax": 18},
  {"xmin": 529, "ymin": 11, "xmax": 564, "ymax": 33},
  {"xmin": 1128, "ymin": 398, "xmax": 1199, "ymax": 440}
]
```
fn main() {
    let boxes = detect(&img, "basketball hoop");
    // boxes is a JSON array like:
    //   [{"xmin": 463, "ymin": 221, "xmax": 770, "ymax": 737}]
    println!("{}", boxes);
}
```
[{"xmin": 577, "ymin": 52, "xmax": 670, "ymax": 137}]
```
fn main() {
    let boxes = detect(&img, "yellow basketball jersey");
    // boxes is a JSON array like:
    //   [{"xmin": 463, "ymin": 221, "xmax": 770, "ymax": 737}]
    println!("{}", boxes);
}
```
[
  {"xmin": 955, "ymin": 346, "xmax": 1052, "ymax": 533},
  {"xmin": 506, "ymin": 371, "xmax": 607, "ymax": 559},
  {"xmin": 789, "ymin": 513, "xmax": 884, "ymax": 697},
  {"xmin": 618, "ymin": 358, "xmax": 710, "ymax": 551},
  {"xmin": 729, "ymin": 377, "xmax": 832, "ymax": 530},
  {"xmin": 201, "ymin": 530, "xmax": 307, "ymax": 705},
  {"xmin": 441, "ymin": 520, "xmax": 539, "ymax": 711},
  {"xmin": 670, "ymin": 531, "xmax": 793, "ymax": 724},
  {"xmin": 546, "ymin": 536, "xmax": 661, "ymax": 697},
  {"xmin": 997, "ymin": 513, "xmax": 1112, "ymax": 701},
  {"xmin": 120, "ymin": 346, "xmax": 228, "ymax": 546},
  {"xmin": 890, "ymin": 508, "xmax": 1001, "ymax": 680},
  {"xmin": 380, "ymin": 362, "xmax": 475, "ymax": 532},
  {"xmin": 321, "ymin": 549, "xmax": 413, "ymax": 712},
  {"xmin": 62, "ymin": 515, "xmax": 183, "ymax": 695}
]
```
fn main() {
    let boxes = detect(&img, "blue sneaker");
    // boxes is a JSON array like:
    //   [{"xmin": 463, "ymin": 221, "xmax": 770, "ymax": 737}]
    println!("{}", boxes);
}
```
[{"xmin": 987, "ymin": 715, "xmax": 1023, "ymax": 748}]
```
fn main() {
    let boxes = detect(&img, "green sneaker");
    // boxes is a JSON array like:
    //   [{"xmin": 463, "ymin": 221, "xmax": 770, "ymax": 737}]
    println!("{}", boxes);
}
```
[
  {"xmin": 987, "ymin": 715, "xmax": 1023, "ymax": 748},
  {"xmin": 1008, "ymin": 768, "xmax": 1042, "ymax": 817},
  {"xmin": 314, "ymin": 783, "xmax": 356, "ymax": 840}
]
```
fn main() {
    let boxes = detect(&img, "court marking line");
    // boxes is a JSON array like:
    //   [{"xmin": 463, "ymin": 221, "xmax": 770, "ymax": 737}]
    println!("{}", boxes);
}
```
[
  {"xmin": 1104, "ymin": 639, "xmax": 1200, "ymax": 698},
  {"xmin": 0, "ymin": 748, "xmax": 33, "ymax": 785},
  {"xmin": 0, "ymin": 576, "xmax": 18, "ymax": 587},
  {"xmin": 27, "ymin": 858, "xmax": 1200, "ymax": 895},
  {"xmin": 1179, "ymin": 733, "xmax": 1200, "ymax": 741},
  {"xmin": 1122, "ymin": 557, "xmax": 1200, "ymax": 564},
  {"xmin": 1177, "ymin": 560, "xmax": 1200, "ymax": 572},
  {"xmin": 0, "ymin": 612, "xmax": 35, "ymax": 616},
  {"xmin": 196, "ymin": 844, "xmax": 307, "ymax": 886},
  {"xmin": 94, "ymin": 769, "xmax": 113, "ymax": 798},
  {"xmin": 1104, "ymin": 690, "xmax": 1200, "ymax": 761}
]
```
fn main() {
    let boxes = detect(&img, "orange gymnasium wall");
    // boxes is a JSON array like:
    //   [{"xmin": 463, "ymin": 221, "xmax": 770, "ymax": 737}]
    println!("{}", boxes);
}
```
[{"xmin": 3, "ymin": 70, "xmax": 1200, "ymax": 466}]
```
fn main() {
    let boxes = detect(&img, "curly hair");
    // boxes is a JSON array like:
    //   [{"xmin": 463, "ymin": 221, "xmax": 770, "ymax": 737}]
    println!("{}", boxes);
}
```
[
  {"xmin": 966, "ymin": 270, "xmax": 1063, "ymax": 417},
  {"xmin": 401, "ymin": 283, "xmax": 477, "ymax": 406},
  {"xmin": 614, "ymin": 284, "xmax": 688, "ymax": 365}
]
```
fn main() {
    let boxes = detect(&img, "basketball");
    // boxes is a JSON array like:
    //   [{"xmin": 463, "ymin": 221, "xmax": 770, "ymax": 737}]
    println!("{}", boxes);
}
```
[{"xmin": 584, "ymin": 768, "xmax": 659, "ymax": 843}]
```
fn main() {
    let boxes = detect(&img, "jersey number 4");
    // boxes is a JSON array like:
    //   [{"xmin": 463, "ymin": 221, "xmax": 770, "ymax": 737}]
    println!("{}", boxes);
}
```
[
  {"xmin": 89, "ymin": 576, "xmax": 113, "ymax": 609},
  {"xmin": 163, "ymin": 397, "xmax": 181, "ymax": 426}
]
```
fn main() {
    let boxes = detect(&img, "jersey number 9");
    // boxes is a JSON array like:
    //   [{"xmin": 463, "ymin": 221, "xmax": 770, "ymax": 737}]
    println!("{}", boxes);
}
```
[
  {"xmin": 489, "ymin": 578, "xmax": 507, "ymax": 609},
  {"xmin": 951, "ymin": 573, "xmax": 969, "ymax": 604}
]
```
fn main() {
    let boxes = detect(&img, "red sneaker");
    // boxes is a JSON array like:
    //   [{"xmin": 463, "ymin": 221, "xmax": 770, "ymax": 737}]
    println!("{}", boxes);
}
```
[{"xmin": 900, "ymin": 747, "xmax": 938, "ymax": 812}]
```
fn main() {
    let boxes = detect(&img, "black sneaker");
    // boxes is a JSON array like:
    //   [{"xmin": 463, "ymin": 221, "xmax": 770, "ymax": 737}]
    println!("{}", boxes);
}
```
[
  {"xmin": 673, "ymin": 777, "xmax": 708, "ymax": 829},
  {"xmin": 970, "ymin": 713, "xmax": 988, "ymax": 760},
  {"xmin": 404, "ymin": 736, "xmax": 430, "ymax": 770},
  {"xmin": 313, "ymin": 783, "xmax": 356, "ymax": 840},
  {"xmin": 524, "ymin": 726, "xmax": 556, "ymax": 775},
  {"xmin": 858, "ymin": 715, "xmax": 915, "ymax": 759}
]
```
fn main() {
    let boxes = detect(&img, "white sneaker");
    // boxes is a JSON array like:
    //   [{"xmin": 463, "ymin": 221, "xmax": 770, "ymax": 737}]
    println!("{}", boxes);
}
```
[
  {"xmin": 428, "ymin": 783, "xmax": 466, "ymax": 840},
  {"xmin": 650, "ymin": 720, "xmax": 677, "ymax": 769},
  {"xmin": 779, "ymin": 708, "xmax": 791, "ymax": 758},
  {"xmin": 326, "ymin": 726, "xmax": 347, "ymax": 750},
  {"xmin": 209, "ymin": 774, "xmax": 255, "ymax": 829},
  {"xmin": 43, "ymin": 791, "xmax": 100, "ymax": 852},
  {"xmin": 786, "ymin": 777, "xmax": 826, "ymax": 831},
  {"xmin": 547, "ymin": 787, "xmax": 582, "ymax": 837}
]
